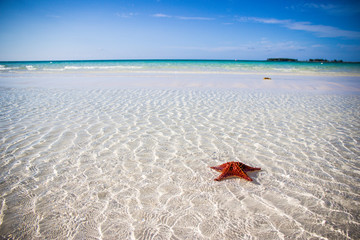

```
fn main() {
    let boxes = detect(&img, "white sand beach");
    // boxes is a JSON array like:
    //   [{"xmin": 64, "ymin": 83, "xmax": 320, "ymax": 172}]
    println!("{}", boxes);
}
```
[
  {"xmin": 0, "ymin": 70, "xmax": 359, "ymax": 239},
  {"xmin": 1, "ymin": 71, "xmax": 360, "ymax": 92}
]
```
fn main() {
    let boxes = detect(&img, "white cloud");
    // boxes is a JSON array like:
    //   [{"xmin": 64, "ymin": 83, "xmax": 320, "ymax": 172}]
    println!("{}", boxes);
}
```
[
  {"xmin": 302, "ymin": 3, "xmax": 360, "ymax": 15},
  {"xmin": 240, "ymin": 17, "xmax": 360, "ymax": 39},
  {"xmin": 287, "ymin": 22, "xmax": 360, "ymax": 38},
  {"xmin": 239, "ymin": 17, "xmax": 289, "ymax": 25},
  {"xmin": 287, "ymin": 2, "xmax": 360, "ymax": 17},
  {"xmin": 152, "ymin": 13, "xmax": 214, "ymax": 21},
  {"xmin": 152, "ymin": 13, "xmax": 171, "ymax": 18},
  {"xmin": 171, "ymin": 40, "xmax": 307, "ymax": 53}
]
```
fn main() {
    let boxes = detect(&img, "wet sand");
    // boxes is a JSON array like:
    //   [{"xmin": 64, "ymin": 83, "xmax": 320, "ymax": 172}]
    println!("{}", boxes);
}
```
[{"xmin": 0, "ymin": 71, "xmax": 360, "ymax": 239}]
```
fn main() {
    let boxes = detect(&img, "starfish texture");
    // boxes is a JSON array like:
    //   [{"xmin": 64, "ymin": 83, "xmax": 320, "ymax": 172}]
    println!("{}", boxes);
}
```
[{"xmin": 210, "ymin": 161, "xmax": 261, "ymax": 181}]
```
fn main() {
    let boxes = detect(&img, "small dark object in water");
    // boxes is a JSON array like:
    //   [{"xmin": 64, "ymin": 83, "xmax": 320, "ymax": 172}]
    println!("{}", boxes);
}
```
[{"xmin": 263, "ymin": 77, "xmax": 271, "ymax": 80}]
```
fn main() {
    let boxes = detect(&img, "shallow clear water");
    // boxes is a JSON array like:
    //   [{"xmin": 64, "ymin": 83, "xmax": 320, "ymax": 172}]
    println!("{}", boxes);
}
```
[
  {"xmin": 1, "ymin": 60, "xmax": 360, "ymax": 75},
  {"xmin": 0, "ymin": 87, "xmax": 359, "ymax": 239}
]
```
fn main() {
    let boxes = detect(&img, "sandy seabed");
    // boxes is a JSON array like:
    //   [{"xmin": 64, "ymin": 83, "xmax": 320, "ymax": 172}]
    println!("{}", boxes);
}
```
[{"xmin": 0, "ymin": 73, "xmax": 360, "ymax": 239}]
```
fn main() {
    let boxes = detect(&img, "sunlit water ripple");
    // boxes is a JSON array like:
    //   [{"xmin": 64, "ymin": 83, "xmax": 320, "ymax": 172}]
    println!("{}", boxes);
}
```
[{"xmin": 0, "ymin": 87, "xmax": 359, "ymax": 239}]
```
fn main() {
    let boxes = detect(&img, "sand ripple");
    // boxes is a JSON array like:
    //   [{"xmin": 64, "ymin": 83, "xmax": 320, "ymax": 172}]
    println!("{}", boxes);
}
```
[{"xmin": 0, "ymin": 88, "xmax": 359, "ymax": 239}]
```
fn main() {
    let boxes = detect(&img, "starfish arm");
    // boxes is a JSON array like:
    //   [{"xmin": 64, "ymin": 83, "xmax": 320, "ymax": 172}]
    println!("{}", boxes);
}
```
[
  {"xmin": 210, "ymin": 166, "xmax": 222, "ymax": 172},
  {"xmin": 210, "ymin": 163, "xmax": 229, "ymax": 172},
  {"xmin": 233, "ymin": 164, "xmax": 253, "ymax": 181},
  {"xmin": 213, "ymin": 163, "xmax": 231, "ymax": 181},
  {"xmin": 243, "ymin": 166, "xmax": 261, "ymax": 172},
  {"xmin": 238, "ymin": 162, "xmax": 261, "ymax": 172},
  {"xmin": 234, "ymin": 169, "xmax": 252, "ymax": 181}
]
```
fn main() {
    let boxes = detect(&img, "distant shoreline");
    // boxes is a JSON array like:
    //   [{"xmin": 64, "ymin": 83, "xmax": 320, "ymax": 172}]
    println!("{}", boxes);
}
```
[
  {"xmin": 266, "ymin": 58, "xmax": 349, "ymax": 63},
  {"xmin": 1, "ymin": 59, "xmax": 360, "ymax": 63}
]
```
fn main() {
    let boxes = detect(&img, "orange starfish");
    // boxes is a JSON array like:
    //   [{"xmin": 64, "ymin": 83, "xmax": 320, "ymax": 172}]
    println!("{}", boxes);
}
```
[{"xmin": 210, "ymin": 161, "xmax": 261, "ymax": 181}]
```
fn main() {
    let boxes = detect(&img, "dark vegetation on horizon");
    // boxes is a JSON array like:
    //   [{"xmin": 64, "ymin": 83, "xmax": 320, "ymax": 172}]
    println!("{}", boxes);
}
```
[
  {"xmin": 267, "ymin": 58, "xmax": 344, "ymax": 63},
  {"xmin": 1, "ymin": 58, "xmax": 356, "ymax": 63}
]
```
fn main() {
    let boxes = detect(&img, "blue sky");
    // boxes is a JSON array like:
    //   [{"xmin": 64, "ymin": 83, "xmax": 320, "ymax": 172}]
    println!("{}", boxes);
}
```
[{"xmin": 0, "ymin": 0, "xmax": 359, "ymax": 61}]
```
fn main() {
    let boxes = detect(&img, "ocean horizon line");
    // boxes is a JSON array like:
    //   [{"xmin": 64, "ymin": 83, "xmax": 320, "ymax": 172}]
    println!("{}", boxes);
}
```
[
  {"xmin": 1, "ymin": 58, "xmax": 360, "ymax": 64},
  {"xmin": 0, "ymin": 59, "xmax": 260, "ymax": 63}
]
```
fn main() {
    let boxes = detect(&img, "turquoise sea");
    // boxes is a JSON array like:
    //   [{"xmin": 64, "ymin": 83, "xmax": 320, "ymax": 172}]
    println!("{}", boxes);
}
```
[
  {"xmin": 1, "ymin": 59, "xmax": 360, "ymax": 75},
  {"xmin": 1, "ymin": 59, "xmax": 360, "ymax": 91}
]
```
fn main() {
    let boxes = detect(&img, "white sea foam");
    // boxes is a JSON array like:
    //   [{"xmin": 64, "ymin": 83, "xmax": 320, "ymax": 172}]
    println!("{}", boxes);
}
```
[
  {"xmin": 63, "ymin": 65, "xmax": 143, "ymax": 70},
  {"xmin": 0, "ymin": 65, "xmax": 19, "ymax": 71},
  {"xmin": 0, "ymin": 88, "xmax": 359, "ymax": 239},
  {"xmin": 25, "ymin": 65, "xmax": 36, "ymax": 70},
  {"xmin": 2, "ymin": 60, "xmax": 360, "ymax": 77}
]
